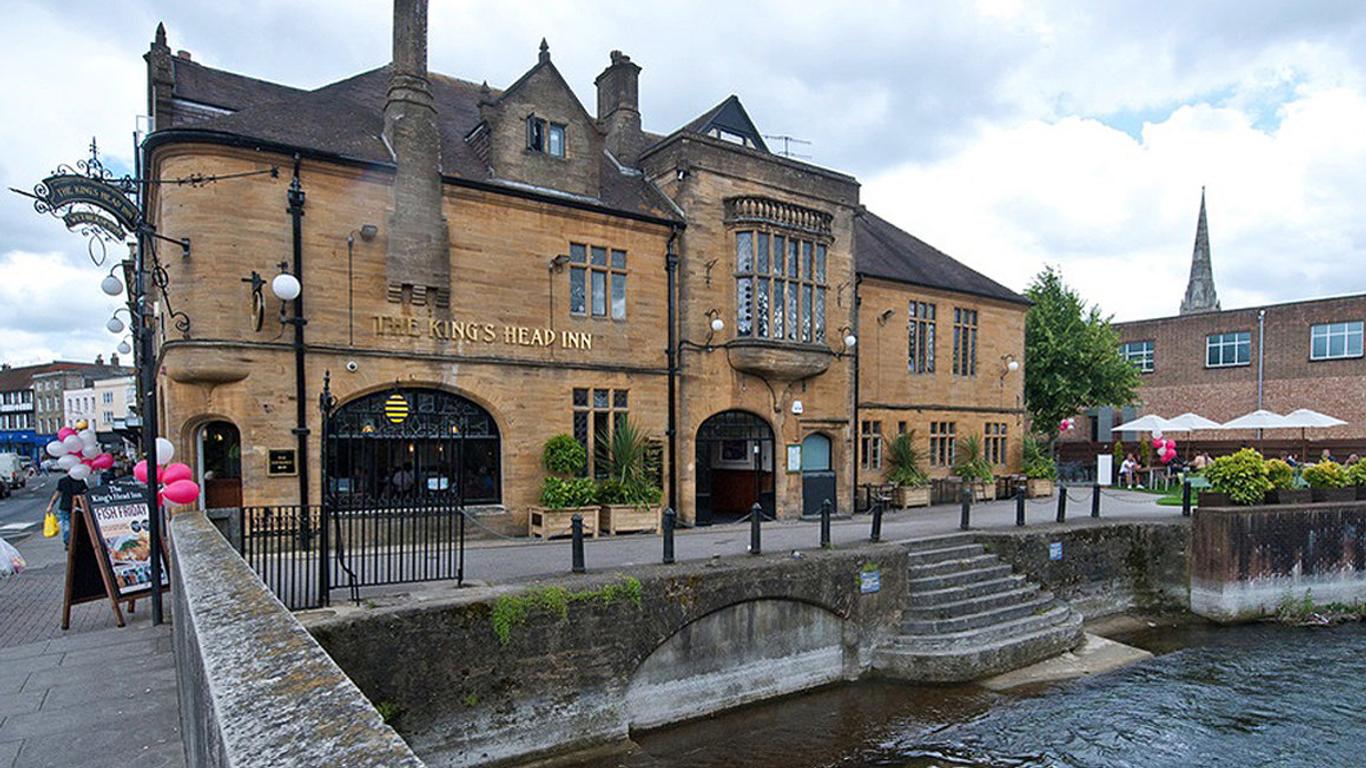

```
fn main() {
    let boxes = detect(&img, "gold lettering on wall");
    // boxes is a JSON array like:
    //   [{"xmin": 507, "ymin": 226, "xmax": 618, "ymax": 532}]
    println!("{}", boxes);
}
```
[{"xmin": 372, "ymin": 315, "xmax": 591, "ymax": 350}]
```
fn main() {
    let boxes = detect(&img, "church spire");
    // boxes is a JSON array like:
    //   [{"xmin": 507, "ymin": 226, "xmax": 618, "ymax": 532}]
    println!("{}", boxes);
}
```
[{"xmin": 1180, "ymin": 186, "xmax": 1220, "ymax": 315}]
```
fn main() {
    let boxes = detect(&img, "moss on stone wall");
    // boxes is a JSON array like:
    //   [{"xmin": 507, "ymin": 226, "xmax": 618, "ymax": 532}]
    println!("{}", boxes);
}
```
[{"xmin": 491, "ymin": 576, "xmax": 644, "ymax": 645}]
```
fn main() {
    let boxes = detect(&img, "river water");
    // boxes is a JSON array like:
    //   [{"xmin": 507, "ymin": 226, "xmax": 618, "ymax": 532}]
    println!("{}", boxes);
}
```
[{"xmin": 573, "ymin": 622, "xmax": 1366, "ymax": 768}]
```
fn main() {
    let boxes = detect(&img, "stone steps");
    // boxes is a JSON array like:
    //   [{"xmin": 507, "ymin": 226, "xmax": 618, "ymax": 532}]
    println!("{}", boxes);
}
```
[{"xmin": 873, "ymin": 536, "xmax": 1084, "ymax": 683}]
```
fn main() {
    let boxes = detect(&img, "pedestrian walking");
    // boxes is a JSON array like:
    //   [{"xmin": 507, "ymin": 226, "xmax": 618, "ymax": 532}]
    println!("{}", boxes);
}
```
[{"xmin": 44, "ymin": 474, "xmax": 86, "ymax": 548}]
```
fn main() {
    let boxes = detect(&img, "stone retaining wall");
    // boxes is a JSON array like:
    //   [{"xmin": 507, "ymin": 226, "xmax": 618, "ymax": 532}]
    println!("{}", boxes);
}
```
[
  {"xmin": 1191, "ymin": 501, "xmax": 1366, "ymax": 622},
  {"xmin": 170, "ymin": 509, "xmax": 423, "ymax": 767},
  {"xmin": 977, "ymin": 520, "xmax": 1191, "ymax": 619},
  {"xmin": 306, "ymin": 544, "xmax": 911, "ymax": 767}
]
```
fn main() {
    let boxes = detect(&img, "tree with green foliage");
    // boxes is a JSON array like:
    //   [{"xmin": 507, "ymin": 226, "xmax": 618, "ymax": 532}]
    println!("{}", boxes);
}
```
[{"xmin": 1024, "ymin": 267, "xmax": 1140, "ymax": 444}]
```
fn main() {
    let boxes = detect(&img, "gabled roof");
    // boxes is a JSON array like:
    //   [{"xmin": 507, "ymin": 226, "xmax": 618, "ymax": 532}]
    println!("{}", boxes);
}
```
[
  {"xmin": 855, "ymin": 211, "xmax": 1029, "ymax": 305},
  {"xmin": 683, "ymin": 95, "xmax": 768, "ymax": 153}
]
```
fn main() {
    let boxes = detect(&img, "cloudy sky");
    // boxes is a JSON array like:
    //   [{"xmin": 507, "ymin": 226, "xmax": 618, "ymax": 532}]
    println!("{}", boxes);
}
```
[{"xmin": 3, "ymin": 0, "xmax": 1366, "ymax": 365}]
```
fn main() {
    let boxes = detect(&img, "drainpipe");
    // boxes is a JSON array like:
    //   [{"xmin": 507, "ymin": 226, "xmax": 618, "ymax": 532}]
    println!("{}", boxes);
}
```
[
  {"xmin": 1256, "ymin": 308, "xmax": 1266, "ymax": 442},
  {"xmin": 287, "ymin": 156, "xmax": 309, "ymax": 509},
  {"xmin": 665, "ymin": 226, "xmax": 680, "ymax": 514},
  {"xmin": 851, "ymin": 275, "xmax": 862, "ymax": 514}
]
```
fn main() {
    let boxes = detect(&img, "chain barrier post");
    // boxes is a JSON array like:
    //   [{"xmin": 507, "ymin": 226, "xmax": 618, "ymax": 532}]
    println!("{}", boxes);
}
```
[
  {"xmin": 869, "ymin": 498, "xmax": 883, "ymax": 542},
  {"xmin": 820, "ymin": 498, "xmax": 832, "ymax": 548},
  {"xmin": 1182, "ymin": 480, "xmax": 1193, "ymax": 517},
  {"xmin": 662, "ymin": 507, "xmax": 676, "ymax": 564},
  {"xmin": 1091, "ymin": 483, "xmax": 1101, "ymax": 518},
  {"xmin": 960, "ymin": 483, "xmax": 972, "ymax": 531},
  {"xmin": 1016, "ymin": 479, "xmax": 1026, "ymax": 527},
  {"xmin": 749, "ymin": 502, "xmax": 762, "ymax": 555},
  {"xmin": 1056, "ymin": 485, "xmax": 1067, "ymax": 523},
  {"xmin": 571, "ymin": 513, "xmax": 586, "ymax": 573}
]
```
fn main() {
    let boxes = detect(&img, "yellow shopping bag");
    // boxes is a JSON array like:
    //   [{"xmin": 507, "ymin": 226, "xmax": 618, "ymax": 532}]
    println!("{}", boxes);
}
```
[{"xmin": 43, "ymin": 512, "xmax": 59, "ymax": 538}]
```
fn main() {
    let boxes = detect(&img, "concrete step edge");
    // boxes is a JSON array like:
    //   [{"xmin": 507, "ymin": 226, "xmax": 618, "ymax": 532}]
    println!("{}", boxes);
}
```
[
  {"xmin": 903, "ymin": 586, "xmax": 1046, "ymax": 619},
  {"xmin": 900, "ymin": 595, "xmax": 1055, "ymax": 634},
  {"xmin": 907, "ymin": 564, "xmax": 1013, "ymax": 589},
  {"xmin": 887, "ymin": 606, "xmax": 1075, "ymax": 648},
  {"xmin": 907, "ymin": 575, "xmax": 1027, "ymax": 606}
]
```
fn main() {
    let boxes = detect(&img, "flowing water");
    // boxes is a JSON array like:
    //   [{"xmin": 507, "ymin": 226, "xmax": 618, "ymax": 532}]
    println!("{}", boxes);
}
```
[{"xmin": 571, "ymin": 621, "xmax": 1366, "ymax": 768}]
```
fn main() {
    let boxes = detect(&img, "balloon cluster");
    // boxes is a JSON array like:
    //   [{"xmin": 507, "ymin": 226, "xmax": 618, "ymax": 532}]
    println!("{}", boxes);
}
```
[
  {"xmin": 45, "ymin": 428, "xmax": 114, "ymax": 481},
  {"xmin": 1059, "ymin": 418, "xmax": 1077, "ymax": 432},
  {"xmin": 1151, "ymin": 429, "xmax": 1178, "ymax": 465},
  {"xmin": 133, "ymin": 437, "xmax": 202, "ymax": 507}
]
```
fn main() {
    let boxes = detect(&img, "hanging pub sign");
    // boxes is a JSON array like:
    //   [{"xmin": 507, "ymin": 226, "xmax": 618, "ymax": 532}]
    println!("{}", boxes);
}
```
[
  {"xmin": 62, "ymin": 210, "xmax": 126, "ymax": 240},
  {"xmin": 39, "ymin": 173, "xmax": 139, "ymax": 233}
]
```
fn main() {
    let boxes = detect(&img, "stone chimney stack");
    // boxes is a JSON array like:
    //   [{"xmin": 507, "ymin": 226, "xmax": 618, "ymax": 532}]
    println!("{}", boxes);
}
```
[
  {"xmin": 596, "ymin": 50, "xmax": 644, "ymax": 162},
  {"xmin": 384, "ymin": 0, "xmax": 451, "ymax": 307}
]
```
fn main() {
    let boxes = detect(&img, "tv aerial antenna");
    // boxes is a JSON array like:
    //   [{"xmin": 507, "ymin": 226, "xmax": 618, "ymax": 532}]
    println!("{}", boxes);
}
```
[{"xmin": 764, "ymin": 134, "xmax": 812, "ymax": 160}]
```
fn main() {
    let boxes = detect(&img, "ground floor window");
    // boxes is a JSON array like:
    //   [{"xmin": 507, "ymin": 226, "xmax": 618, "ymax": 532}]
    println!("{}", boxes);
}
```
[
  {"xmin": 930, "ymin": 421, "xmax": 956, "ymax": 466},
  {"xmin": 860, "ymin": 420, "xmax": 882, "ymax": 470},
  {"xmin": 573, "ymin": 387, "xmax": 628, "ymax": 479},
  {"xmin": 984, "ymin": 422, "xmax": 1007, "ymax": 465}
]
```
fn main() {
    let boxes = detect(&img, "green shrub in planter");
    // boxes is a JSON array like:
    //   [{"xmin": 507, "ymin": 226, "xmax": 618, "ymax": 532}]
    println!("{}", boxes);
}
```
[
  {"xmin": 1265, "ymin": 459, "xmax": 1295, "ymax": 490},
  {"xmin": 596, "ymin": 478, "xmax": 662, "ymax": 506},
  {"xmin": 1303, "ymin": 461, "xmax": 1348, "ymax": 489},
  {"xmin": 953, "ymin": 435, "xmax": 994, "ymax": 483},
  {"xmin": 1022, "ymin": 437, "xmax": 1057, "ymax": 480},
  {"xmin": 1205, "ymin": 448, "xmax": 1272, "ymax": 506},
  {"xmin": 1346, "ymin": 461, "xmax": 1366, "ymax": 487},
  {"xmin": 539, "ymin": 476, "xmax": 598, "ymax": 508},
  {"xmin": 542, "ymin": 434, "xmax": 587, "ymax": 476},
  {"xmin": 887, "ymin": 432, "xmax": 929, "ymax": 487}
]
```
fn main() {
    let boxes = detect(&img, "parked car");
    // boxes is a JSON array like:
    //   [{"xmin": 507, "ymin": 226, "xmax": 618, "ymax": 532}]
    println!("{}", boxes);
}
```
[{"xmin": 0, "ymin": 453, "xmax": 25, "ymax": 490}]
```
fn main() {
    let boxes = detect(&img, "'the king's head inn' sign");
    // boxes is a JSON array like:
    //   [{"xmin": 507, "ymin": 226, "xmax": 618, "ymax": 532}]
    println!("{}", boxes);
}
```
[{"xmin": 42, "ymin": 174, "xmax": 139, "ymax": 233}]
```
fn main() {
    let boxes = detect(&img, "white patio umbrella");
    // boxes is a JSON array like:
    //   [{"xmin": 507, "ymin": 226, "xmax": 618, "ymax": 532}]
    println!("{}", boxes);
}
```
[
  {"xmin": 1166, "ymin": 412, "xmax": 1222, "ymax": 431},
  {"xmin": 1281, "ymin": 408, "xmax": 1348, "ymax": 462},
  {"xmin": 1110, "ymin": 414, "xmax": 1180, "ymax": 433},
  {"xmin": 1217, "ymin": 409, "xmax": 1289, "ymax": 430}
]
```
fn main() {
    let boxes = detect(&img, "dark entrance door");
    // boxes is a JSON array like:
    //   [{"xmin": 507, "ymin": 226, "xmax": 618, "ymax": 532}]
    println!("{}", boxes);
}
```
[
  {"xmin": 695, "ymin": 410, "xmax": 774, "ymax": 526},
  {"xmin": 801, "ymin": 433, "xmax": 836, "ymax": 517},
  {"xmin": 199, "ymin": 420, "xmax": 242, "ymax": 509}
]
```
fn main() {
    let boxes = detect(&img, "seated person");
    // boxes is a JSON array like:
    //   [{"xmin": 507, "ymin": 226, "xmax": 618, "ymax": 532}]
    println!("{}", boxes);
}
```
[{"xmin": 1119, "ymin": 454, "xmax": 1141, "ymax": 489}]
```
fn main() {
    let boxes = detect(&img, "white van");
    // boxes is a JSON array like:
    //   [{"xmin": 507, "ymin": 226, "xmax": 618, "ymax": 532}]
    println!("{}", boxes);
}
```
[{"xmin": 0, "ymin": 453, "xmax": 24, "ymax": 490}]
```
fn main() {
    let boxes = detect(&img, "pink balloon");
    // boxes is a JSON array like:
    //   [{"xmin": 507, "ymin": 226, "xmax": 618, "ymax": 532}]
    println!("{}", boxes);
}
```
[
  {"xmin": 163, "ymin": 480, "xmax": 200, "ymax": 505},
  {"xmin": 162, "ymin": 462, "xmax": 193, "ymax": 484},
  {"xmin": 57, "ymin": 427, "xmax": 75, "ymax": 440},
  {"xmin": 1152, "ymin": 438, "xmax": 1163, "ymax": 449},
  {"xmin": 91, "ymin": 453, "xmax": 114, "ymax": 470},
  {"xmin": 133, "ymin": 460, "xmax": 148, "ymax": 484}
]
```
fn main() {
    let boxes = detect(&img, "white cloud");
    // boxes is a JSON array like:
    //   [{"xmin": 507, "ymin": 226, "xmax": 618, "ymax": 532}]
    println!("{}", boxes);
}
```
[{"xmin": 0, "ymin": 251, "xmax": 125, "ymax": 365}]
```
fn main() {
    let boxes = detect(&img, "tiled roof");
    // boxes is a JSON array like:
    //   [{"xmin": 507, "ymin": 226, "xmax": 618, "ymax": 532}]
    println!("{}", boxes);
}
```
[
  {"xmin": 171, "ymin": 56, "xmax": 306, "ymax": 112},
  {"xmin": 0, "ymin": 363, "xmax": 132, "ymax": 394},
  {"xmin": 855, "ymin": 211, "xmax": 1029, "ymax": 305}
]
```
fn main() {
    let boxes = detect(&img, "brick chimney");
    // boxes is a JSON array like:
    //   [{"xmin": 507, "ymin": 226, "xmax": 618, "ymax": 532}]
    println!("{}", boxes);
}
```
[
  {"xmin": 384, "ymin": 0, "xmax": 451, "ymax": 307},
  {"xmin": 596, "ymin": 50, "xmax": 644, "ymax": 162}
]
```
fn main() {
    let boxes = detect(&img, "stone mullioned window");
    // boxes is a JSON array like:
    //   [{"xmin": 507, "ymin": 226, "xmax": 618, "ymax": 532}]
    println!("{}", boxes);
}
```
[
  {"xmin": 952, "ymin": 307, "xmax": 978, "ymax": 377},
  {"xmin": 907, "ymin": 300, "xmax": 936, "ymax": 374},
  {"xmin": 568, "ymin": 243, "xmax": 627, "ymax": 320}
]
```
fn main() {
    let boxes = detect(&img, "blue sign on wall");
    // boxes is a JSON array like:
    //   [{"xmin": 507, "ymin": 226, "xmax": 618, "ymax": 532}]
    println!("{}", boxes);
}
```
[
  {"xmin": 1049, "ymin": 541, "xmax": 1063, "ymax": 561},
  {"xmin": 860, "ymin": 568, "xmax": 881, "ymax": 594}
]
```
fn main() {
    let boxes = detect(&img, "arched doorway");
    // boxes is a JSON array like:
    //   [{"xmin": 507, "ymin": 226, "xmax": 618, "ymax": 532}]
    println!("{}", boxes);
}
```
[
  {"xmin": 198, "ymin": 421, "xmax": 242, "ymax": 509},
  {"xmin": 801, "ymin": 432, "xmax": 836, "ymax": 517},
  {"xmin": 695, "ymin": 410, "xmax": 774, "ymax": 525},
  {"xmin": 324, "ymin": 388, "xmax": 501, "ymax": 504}
]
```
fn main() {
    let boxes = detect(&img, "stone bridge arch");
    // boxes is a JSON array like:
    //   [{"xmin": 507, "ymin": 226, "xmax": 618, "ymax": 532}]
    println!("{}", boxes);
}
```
[{"xmin": 624, "ymin": 596, "xmax": 854, "ymax": 730}]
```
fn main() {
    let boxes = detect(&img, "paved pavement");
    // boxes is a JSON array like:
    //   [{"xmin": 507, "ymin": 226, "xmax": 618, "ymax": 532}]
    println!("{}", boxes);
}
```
[
  {"xmin": 0, "ymin": 481, "xmax": 183, "ymax": 768},
  {"xmin": 350, "ymin": 486, "xmax": 1183, "ymax": 599}
]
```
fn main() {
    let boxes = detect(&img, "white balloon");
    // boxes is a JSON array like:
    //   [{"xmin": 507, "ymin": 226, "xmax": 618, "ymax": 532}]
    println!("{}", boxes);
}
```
[
  {"xmin": 62, "ymin": 435, "xmax": 83, "ymax": 454},
  {"xmin": 81, "ymin": 445, "xmax": 100, "ymax": 459},
  {"xmin": 155, "ymin": 437, "xmax": 175, "ymax": 465},
  {"xmin": 57, "ymin": 454, "xmax": 80, "ymax": 470},
  {"xmin": 46, "ymin": 441, "xmax": 66, "ymax": 458},
  {"xmin": 1152, "ymin": 429, "xmax": 1163, "ymax": 440},
  {"xmin": 80, "ymin": 428, "xmax": 97, "ymax": 445},
  {"xmin": 68, "ymin": 463, "xmax": 92, "ymax": 481}
]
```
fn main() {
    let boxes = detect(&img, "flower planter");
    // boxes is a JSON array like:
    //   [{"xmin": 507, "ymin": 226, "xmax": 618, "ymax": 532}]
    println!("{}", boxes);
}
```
[
  {"xmin": 894, "ymin": 485, "xmax": 931, "ymax": 508},
  {"xmin": 528, "ymin": 506, "xmax": 600, "ymax": 539},
  {"xmin": 1265, "ymin": 488, "xmax": 1311, "ymax": 505},
  {"xmin": 1027, "ymin": 478, "xmax": 1055, "ymax": 498},
  {"xmin": 1198, "ymin": 491, "xmax": 1229, "ymax": 508},
  {"xmin": 599, "ymin": 504, "xmax": 660, "ymax": 535},
  {"xmin": 973, "ymin": 481, "xmax": 996, "ymax": 502},
  {"xmin": 1310, "ymin": 487, "xmax": 1356, "ymax": 503}
]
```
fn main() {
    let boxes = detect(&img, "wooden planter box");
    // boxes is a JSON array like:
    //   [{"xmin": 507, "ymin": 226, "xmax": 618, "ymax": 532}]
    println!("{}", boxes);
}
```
[
  {"xmin": 528, "ymin": 506, "xmax": 600, "ymax": 539},
  {"xmin": 1265, "ymin": 488, "xmax": 1311, "ymax": 505},
  {"xmin": 1027, "ymin": 478, "xmax": 1055, "ymax": 498},
  {"xmin": 973, "ymin": 481, "xmax": 997, "ymax": 502},
  {"xmin": 1310, "ymin": 487, "xmax": 1356, "ymax": 503},
  {"xmin": 1198, "ymin": 491, "xmax": 1229, "ymax": 508},
  {"xmin": 894, "ymin": 485, "xmax": 931, "ymax": 508},
  {"xmin": 599, "ymin": 504, "xmax": 660, "ymax": 535}
]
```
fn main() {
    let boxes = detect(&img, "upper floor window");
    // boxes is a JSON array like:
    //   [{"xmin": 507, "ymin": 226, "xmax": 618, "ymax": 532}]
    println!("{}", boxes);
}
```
[
  {"xmin": 102, "ymin": 391, "xmax": 113, "ymax": 404},
  {"xmin": 1311, "ymin": 321, "xmax": 1363, "ymax": 361},
  {"xmin": 1206, "ymin": 331, "xmax": 1250, "ymax": 368},
  {"xmin": 952, "ymin": 308, "xmax": 978, "ymax": 377},
  {"xmin": 568, "ymin": 243, "xmax": 626, "ymax": 320},
  {"xmin": 735, "ymin": 230, "xmax": 826, "ymax": 344},
  {"xmin": 526, "ymin": 116, "xmax": 566, "ymax": 158},
  {"xmin": 907, "ymin": 301, "xmax": 937, "ymax": 374},
  {"xmin": 1120, "ymin": 340, "xmax": 1155, "ymax": 373}
]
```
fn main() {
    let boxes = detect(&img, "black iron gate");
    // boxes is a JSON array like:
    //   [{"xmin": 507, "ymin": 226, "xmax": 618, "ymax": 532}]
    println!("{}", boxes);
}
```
[{"xmin": 240, "ymin": 375, "xmax": 485, "ymax": 609}]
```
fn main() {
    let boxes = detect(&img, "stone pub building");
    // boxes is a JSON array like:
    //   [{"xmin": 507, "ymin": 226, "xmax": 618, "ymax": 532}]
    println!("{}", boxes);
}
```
[{"xmin": 143, "ymin": 1, "xmax": 1027, "ymax": 530}]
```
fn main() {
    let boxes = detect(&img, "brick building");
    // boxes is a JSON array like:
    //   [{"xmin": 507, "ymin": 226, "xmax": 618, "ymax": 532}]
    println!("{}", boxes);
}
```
[
  {"xmin": 141, "ymin": 1, "xmax": 1025, "ymax": 528},
  {"xmin": 1065, "ymin": 191, "xmax": 1365, "ymax": 463},
  {"xmin": 0, "ymin": 358, "xmax": 131, "ymax": 459}
]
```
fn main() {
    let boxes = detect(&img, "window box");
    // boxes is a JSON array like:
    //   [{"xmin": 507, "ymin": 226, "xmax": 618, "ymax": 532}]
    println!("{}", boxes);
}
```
[
  {"xmin": 598, "ymin": 504, "xmax": 660, "ymax": 535},
  {"xmin": 528, "ymin": 506, "xmax": 600, "ymax": 539}
]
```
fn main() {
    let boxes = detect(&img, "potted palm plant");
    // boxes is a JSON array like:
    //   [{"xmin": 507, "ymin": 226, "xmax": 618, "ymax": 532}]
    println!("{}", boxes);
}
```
[
  {"xmin": 1303, "ymin": 460, "xmax": 1353, "ymax": 503},
  {"xmin": 887, "ymin": 432, "xmax": 930, "ymax": 508},
  {"xmin": 595, "ymin": 418, "xmax": 663, "ymax": 534},
  {"xmin": 953, "ymin": 435, "xmax": 995, "ymax": 501},
  {"xmin": 528, "ymin": 434, "xmax": 600, "ymax": 539},
  {"xmin": 1022, "ymin": 437, "xmax": 1057, "ymax": 498}
]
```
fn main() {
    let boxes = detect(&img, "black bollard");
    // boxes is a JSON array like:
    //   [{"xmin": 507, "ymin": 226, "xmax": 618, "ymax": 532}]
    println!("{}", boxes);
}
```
[
  {"xmin": 1091, "ymin": 483, "xmax": 1101, "ymax": 518},
  {"xmin": 750, "ymin": 502, "xmax": 762, "ymax": 555},
  {"xmin": 1016, "ymin": 482, "xmax": 1026, "ymax": 527},
  {"xmin": 662, "ymin": 507, "xmax": 676, "ymax": 564},
  {"xmin": 1056, "ymin": 486, "xmax": 1067, "ymax": 523},
  {"xmin": 820, "ymin": 498, "xmax": 832, "ymax": 548},
  {"xmin": 869, "ymin": 499, "xmax": 884, "ymax": 542},
  {"xmin": 1182, "ymin": 480, "xmax": 1192, "ymax": 517},
  {"xmin": 960, "ymin": 483, "xmax": 972, "ymax": 531},
  {"xmin": 571, "ymin": 513, "xmax": 586, "ymax": 573}
]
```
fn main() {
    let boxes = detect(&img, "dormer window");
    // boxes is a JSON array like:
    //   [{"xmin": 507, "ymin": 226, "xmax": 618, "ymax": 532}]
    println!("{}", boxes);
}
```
[{"xmin": 526, "ymin": 115, "xmax": 566, "ymax": 158}]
